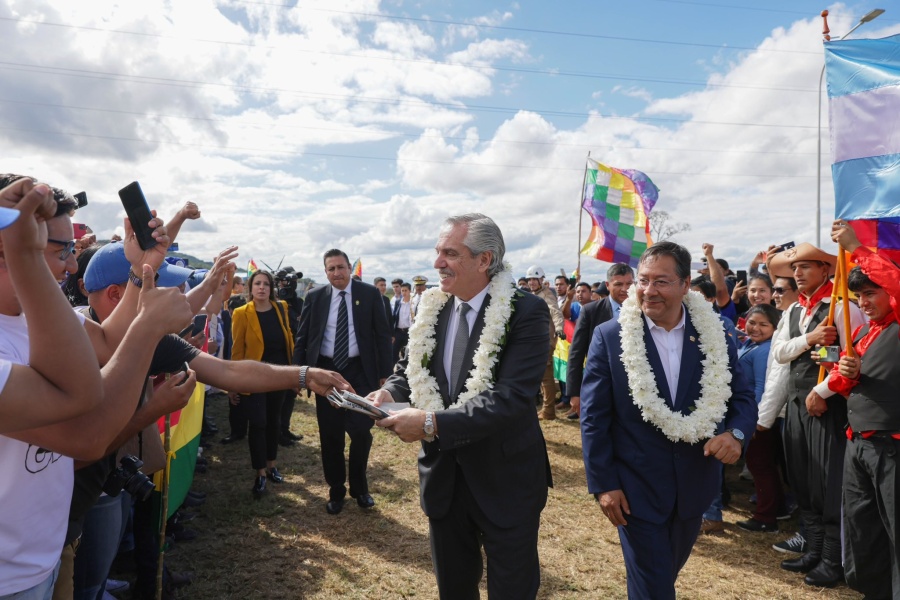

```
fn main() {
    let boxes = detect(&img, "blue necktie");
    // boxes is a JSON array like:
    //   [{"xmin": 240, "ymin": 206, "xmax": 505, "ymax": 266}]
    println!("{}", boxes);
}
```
[{"xmin": 333, "ymin": 291, "xmax": 349, "ymax": 370}]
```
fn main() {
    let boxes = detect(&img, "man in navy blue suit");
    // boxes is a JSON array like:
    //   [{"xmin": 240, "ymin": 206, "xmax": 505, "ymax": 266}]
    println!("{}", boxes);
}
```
[{"xmin": 580, "ymin": 241, "xmax": 756, "ymax": 599}]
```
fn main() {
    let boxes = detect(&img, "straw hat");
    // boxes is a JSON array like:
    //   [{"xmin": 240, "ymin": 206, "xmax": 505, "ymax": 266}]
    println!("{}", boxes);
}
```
[{"xmin": 767, "ymin": 243, "xmax": 836, "ymax": 278}]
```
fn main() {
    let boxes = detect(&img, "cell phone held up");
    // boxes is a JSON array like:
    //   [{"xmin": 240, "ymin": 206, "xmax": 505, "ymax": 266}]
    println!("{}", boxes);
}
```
[{"xmin": 118, "ymin": 181, "xmax": 157, "ymax": 251}]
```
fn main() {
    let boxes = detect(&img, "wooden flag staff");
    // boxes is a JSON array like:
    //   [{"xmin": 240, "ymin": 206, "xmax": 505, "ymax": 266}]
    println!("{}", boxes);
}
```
[{"xmin": 817, "ymin": 246, "xmax": 856, "ymax": 384}]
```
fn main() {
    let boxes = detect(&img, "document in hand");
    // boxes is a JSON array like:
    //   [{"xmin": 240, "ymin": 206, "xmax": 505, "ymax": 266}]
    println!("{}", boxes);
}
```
[{"xmin": 325, "ymin": 390, "xmax": 409, "ymax": 419}]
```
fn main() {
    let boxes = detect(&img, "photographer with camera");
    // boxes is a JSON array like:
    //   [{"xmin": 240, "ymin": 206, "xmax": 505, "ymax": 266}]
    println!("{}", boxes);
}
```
[{"xmin": 274, "ymin": 267, "xmax": 305, "ymax": 445}]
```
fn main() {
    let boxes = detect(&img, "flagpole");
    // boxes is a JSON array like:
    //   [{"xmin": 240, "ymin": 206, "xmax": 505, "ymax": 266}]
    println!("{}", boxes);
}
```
[
  {"xmin": 156, "ymin": 414, "xmax": 172, "ymax": 600},
  {"xmin": 576, "ymin": 151, "xmax": 591, "ymax": 281}
]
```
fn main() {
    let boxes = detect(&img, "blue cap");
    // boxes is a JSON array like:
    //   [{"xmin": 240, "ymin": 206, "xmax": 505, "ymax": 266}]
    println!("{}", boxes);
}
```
[
  {"xmin": 83, "ymin": 242, "xmax": 194, "ymax": 293},
  {"xmin": 0, "ymin": 207, "xmax": 19, "ymax": 229}
]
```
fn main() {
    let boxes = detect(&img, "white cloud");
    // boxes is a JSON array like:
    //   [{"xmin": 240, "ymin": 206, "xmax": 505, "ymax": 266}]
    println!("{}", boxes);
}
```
[{"xmin": 4, "ymin": 0, "xmax": 900, "ymax": 286}]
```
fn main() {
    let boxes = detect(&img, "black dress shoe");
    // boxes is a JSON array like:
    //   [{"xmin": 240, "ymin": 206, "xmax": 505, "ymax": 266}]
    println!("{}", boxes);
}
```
[
  {"xmin": 284, "ymin": 431, "xmax": 303, "ymax": 442},
  {"xmin": 352, "ymin": 493, "xmax": 375, "ymax": 509},
  {"xmin": 325, "ymin": 498, "xmax": 345, "ymax": 515},
  {"xmin": 220, "ymin": 435, "xmax": 244, "ymax": 445},
  {"xmin": 278, "ymin": 435, "xmax": 296, "ymax": 448},
  {"xmin": 781, "ymin": 552, "xmax": 821, "ymax": 573},
  {"xmin": 252, "ymin": 476, "xmax": 267, "ymax": 499},
  {"xmin": 804, "ymin": 559, "xmax": 844, "ymax": 587},
  {"xmin": 267, "ymin": 467, "xmax": 284, "ymax": 483},
  {"xmin": 187, "ymin": 490, "xmax": 207, "ymax": 500}
]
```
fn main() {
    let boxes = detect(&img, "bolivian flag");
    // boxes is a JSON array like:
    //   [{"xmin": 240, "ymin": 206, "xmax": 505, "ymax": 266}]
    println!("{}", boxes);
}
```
[
  {"xmin": 552, "ymin": 319, "xmax": 576, "ymax": 382},
  {"xmin": 151, "ymin": 381, "xmax": 204, "ymax": 520}
]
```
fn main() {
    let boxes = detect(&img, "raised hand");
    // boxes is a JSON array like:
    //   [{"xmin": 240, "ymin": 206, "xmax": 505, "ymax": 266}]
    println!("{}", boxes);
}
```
[
  {"xmin": 123, "ymin": 212, "xmax": 169, "ymax": 273},
  {"xmin": 136, "ymin": 264, "xmax": 193, "ymax": 336}
]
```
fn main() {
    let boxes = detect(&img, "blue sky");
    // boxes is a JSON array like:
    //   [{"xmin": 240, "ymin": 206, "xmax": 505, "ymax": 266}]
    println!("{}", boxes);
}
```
[{"xmin": 1, "ymin": 0, "xmax": 898, "ymax": 284}]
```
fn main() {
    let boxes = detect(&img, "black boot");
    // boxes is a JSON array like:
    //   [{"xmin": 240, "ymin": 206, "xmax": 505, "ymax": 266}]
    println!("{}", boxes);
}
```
[
  {"xmin": 804, "ymin": 558, "xmax": 843, "ymax": 587},
  {"xmin": 805, "ymin": 534, "xmax": 845, "ymax": 587},
  {"xmin": 782, "ymin": 512, "xmax": 823, "ymax": 573}
]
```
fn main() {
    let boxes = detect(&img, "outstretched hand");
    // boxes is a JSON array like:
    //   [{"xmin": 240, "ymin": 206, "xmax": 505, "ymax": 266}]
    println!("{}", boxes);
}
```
[{"xmin": 305, "ymin": 368, "xmax": 354, "ymax": 396}]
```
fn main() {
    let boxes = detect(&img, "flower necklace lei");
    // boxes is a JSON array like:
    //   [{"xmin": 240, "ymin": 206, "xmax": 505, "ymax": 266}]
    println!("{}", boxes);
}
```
[
  {"xmin": 619, "ymin": 286, "xmax": 732, "ymax": 443},
  {"xmin": 406, "ymin": 264, "xmax": 515, "ymax": 412}
]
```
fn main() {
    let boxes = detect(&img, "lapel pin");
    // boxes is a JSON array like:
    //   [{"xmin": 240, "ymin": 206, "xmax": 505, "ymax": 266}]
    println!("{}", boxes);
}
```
[
  {"xmin": 689, "ymin": 335, "xmax": 696, "ymax": 342},
  {"xmin": 355, "ymin": 300, "xmax": 360, "ymax": 306}
]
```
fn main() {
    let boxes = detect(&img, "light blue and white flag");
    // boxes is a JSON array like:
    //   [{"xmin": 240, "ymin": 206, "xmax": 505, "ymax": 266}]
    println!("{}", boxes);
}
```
[{"xmin": 825, "ymin": 34, "xmax": 900, "ymax": 221}]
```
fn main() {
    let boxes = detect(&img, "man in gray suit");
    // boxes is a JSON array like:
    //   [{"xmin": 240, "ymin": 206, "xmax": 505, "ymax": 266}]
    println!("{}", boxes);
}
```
[{"xmin": 369, "ymin": 214, "xmax": 552, "ymax": 600}]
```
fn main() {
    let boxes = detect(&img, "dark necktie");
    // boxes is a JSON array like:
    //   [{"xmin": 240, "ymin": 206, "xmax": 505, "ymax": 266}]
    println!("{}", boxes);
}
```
[
  {"xmin": 334, "ymin": 290, "xmax": 349, "ymax": 370},
  {"xmin": 450, "ymin": 303, "xmax": 472, "ymax": 396},
  {"xmin": 392, "ymin": 298, "xmax": 401, "ymax": 328}
]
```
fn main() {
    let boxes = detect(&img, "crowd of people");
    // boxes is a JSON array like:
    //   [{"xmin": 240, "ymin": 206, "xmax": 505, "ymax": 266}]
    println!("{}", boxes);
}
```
[{"xmin": 2, "ymin": 170, "xmax": 898, "ymax": 600}]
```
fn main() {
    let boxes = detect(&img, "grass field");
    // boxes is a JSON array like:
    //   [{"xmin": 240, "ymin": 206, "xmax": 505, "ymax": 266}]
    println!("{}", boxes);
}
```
[{"xmin": 166, "ymin": 394, "xmax": 860, "ymax": 599}]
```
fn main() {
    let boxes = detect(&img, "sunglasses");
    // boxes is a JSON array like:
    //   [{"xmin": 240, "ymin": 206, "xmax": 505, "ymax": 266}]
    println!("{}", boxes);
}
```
[
  {"xmin": 47, "ymin": 238, "xmax": 76, "ymax": 261},
  {"xmin": 772, "ymin": 287, "xmax": 786, "ymax": 294}
]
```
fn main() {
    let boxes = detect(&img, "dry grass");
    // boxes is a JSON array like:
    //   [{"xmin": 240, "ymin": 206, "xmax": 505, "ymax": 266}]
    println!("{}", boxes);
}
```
[{"xmin": 170, "ymin": 395, "xmax": 860, "ymax": 599}]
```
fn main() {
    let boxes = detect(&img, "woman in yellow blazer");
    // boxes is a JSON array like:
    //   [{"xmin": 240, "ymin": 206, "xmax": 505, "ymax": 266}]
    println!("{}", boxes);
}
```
[{"xmin": 231, "ymin": 270, "xmax": 295, "ymax": 498}]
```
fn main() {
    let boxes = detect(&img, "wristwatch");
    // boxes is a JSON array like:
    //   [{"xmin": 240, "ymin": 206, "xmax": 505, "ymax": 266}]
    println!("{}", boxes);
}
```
[
  {"xmin": 128, "ymin": 269, "xmax": 159, "ymax": 288},
  {"xmin": 726, "ymin": 428, "xmax": 745, "ymax": 443},
  {"xmin": 423, "ymin": 411, "xmax": 436, "ymax": 442}
]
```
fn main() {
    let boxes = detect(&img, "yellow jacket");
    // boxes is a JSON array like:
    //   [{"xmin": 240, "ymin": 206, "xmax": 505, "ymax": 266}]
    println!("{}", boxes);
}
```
[{"xmin": 231, "ymin": 300, "xmax": 295, "ymax": 363}]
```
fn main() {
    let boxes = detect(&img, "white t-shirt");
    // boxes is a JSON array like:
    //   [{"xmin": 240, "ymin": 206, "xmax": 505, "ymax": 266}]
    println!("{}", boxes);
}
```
[{"xmin": 0, "ymin": 311, "xmax": 80, "ymax": 594}]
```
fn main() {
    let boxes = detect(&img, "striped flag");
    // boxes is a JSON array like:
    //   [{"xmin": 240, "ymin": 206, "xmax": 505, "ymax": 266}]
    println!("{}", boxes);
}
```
[
  {"xmin": 151, "ymin": 381, "xmax": 204, "ymax": 520},
  {"xmin": 825, "ymin": 33, "xmax": 900, "ymax": 262},
  {"xmin": 351, "ymin": 258, "xmax": 363, "ymax": 278},
  {"xmin": 247, "ymin": 258, "xmax": 259, "ymax": 278},
  {"xmin": 552, "ymin": 319, "xmax": 577, "ymax": 382},
  {"xmin": 580, "ymin": 159, "xmax": 659, "ymax": 268}
]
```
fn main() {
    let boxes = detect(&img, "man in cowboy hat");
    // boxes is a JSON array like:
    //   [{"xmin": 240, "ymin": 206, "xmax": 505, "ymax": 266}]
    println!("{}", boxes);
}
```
[{"xmin": 767, "ymin": 242, "xmax": 865, "ymax": 587}]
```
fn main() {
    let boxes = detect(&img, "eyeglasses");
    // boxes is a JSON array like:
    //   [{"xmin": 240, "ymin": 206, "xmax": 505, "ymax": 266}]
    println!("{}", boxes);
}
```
[
  {"xmin": 47, "ymin": 238, "xmax": 76, "ymax": 261},
  {"xmin": 637, "ymin": 278, "xmax": 678, "ymax": 290},
  {"xmin": 772, "ymin": 287, "xmax": 786, "ymax": 294}
]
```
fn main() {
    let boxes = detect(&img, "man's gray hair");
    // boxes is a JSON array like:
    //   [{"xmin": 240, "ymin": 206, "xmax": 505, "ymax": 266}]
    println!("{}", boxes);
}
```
[{"xmin": 442, "ymin": 213, "xmax": 506, "ymax": 278}]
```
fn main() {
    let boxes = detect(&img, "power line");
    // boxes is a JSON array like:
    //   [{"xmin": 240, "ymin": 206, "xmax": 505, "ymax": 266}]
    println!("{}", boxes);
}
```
[
  {"xmin": 0, "ymin": 61, "xmax": 819, "ymax": 130},
  {"xmin": 0, "ymin": 124, "xmax": 818, "ymax": 178},
  {"xmin": 0, "ymin": 97, "xmax": 818, "ymax": 156},
  {"xmin": 0, "ymin": 16, "xmax": 822, "ymax": 92},
  {"xmin": 226, "ymin": 2, "xmax": 823, "ymax": 54}
]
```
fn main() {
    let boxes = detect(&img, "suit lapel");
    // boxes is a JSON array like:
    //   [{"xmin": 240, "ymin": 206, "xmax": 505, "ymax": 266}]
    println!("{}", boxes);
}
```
[
  {"xmin": 433, "ymin": 301, "xmax": 453, "ymax": 404},
  {"xmin": 674, "ymin": 315, "xmax": 701, "ymax": 411},
  {"xmin": 642, "ymin": 318, "xmax": 675, "ymax": 407}
]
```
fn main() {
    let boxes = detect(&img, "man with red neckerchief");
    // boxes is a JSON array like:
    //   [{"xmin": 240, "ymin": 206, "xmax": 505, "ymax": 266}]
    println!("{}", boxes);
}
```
[
  {"xmin": 767, "ymin": 241, "xmax": 865, "ymax": 588},
  {"xmin": 829, "ymin": 219, "xmax": 900, "ymax": 599}
]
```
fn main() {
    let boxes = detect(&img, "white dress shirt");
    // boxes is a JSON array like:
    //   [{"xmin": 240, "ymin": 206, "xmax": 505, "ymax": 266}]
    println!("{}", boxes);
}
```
[
  {"xmin": 321, "ymin": 284, "xmax": 360, "ymax": 359},
  {"xmin": 644, "ymin": 306, "xmax": 686, "ymax": 403},
  {"xmin": 442, "ymin": 284, "xmax": 491, "ymax": 382}
]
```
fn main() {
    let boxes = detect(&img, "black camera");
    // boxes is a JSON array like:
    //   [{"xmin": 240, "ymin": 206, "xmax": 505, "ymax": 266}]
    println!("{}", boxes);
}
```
[
  {"xmin": 275, "ymin": 267, "xmax": 302, "ymax": 300},
  {"xmin": 103, "ymin": 455, "xmax": 155, "ymax": 501}
]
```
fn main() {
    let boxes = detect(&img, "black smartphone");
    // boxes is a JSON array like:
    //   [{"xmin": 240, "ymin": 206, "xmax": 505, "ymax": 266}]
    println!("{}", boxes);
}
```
[
  {"xmin": 191, "ymin": 314, "xmax": 208, "ymax": 336},
  {"xmin": 74, "ymin": 191, "xmax": 88, "ymax": 208},
  {"xmin": 118, "ymin": 182, "xmax": 157, "ymax": 251},
  {"xmin": 736, "ymin": 270, "xmax": 748, "ymax": 286},
  {"xmin": 773, "ymin": 241, "xmax": 795, "ymax": 254}
]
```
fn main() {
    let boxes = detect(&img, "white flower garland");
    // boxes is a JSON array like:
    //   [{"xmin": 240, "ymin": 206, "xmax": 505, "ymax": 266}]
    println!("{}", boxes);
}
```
[
  {"xmin": 406, "ymin": 264, "xmax": 515, "ymax": 412},
  {"xmin": 619, "ymin": 286, "xmax": 731, "ymax": 443}
]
